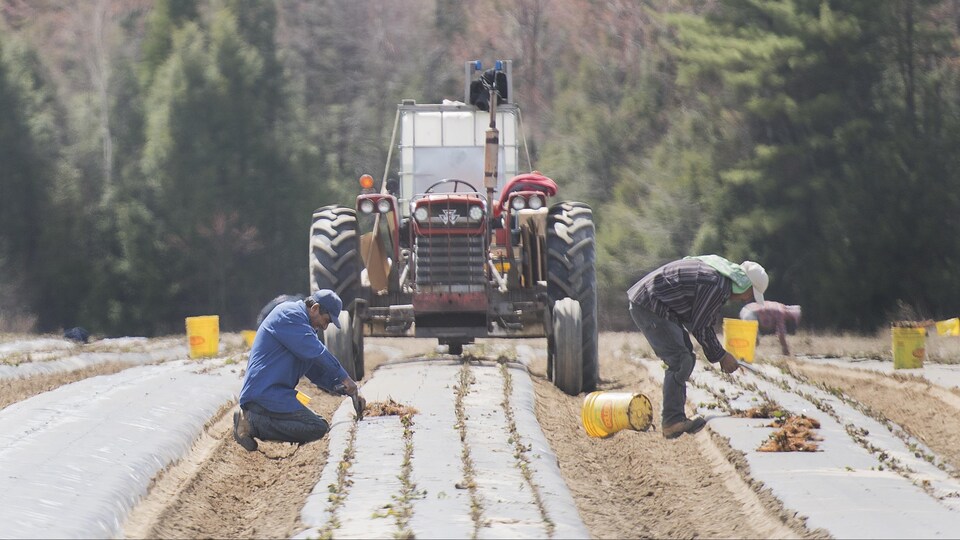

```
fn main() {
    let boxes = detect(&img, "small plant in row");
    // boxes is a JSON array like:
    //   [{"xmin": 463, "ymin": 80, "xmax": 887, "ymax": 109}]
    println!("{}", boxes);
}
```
[
  {"xmin": 317, "ymin": 421, "xmax": 359, "ymax": 539},
  {"xmin": 499, "ymin": 363, "xmax": 555, "ymax": 537},
  {"xmin": 366, "ymin": 399, "xmax": 422, "ymax": 538},
  {"xmin": 455, "ymin": 363, "xmax": 484, "ymax": 539}
]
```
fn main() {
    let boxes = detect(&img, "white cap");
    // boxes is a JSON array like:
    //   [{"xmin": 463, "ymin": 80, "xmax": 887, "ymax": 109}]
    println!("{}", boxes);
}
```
[{"xmin": 741, "ymin": 261, "xmax": 768, "ymax": 305}]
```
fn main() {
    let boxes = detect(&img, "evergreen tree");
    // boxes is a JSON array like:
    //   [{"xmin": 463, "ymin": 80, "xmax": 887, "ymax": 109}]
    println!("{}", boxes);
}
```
[
  {"xmin": 0, "ymin": 35, "xmax": 67, "ymax": 329},
  {"xmin": 140, "ymin": 0, "xmax": 200, "ymax": 88},
  {"xmin": 141, "ymin": 1, "xmax": 329, "ymax": 331}
]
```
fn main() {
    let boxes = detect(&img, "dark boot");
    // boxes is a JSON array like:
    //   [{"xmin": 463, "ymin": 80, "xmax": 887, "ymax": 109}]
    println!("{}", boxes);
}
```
[
  {"xmin": 662, "ymin": 416, "xmax": 706, "ymax": 440},
  {"xmin": 233, "ymin": 409, "xmax": 258, "ymax": 451}
]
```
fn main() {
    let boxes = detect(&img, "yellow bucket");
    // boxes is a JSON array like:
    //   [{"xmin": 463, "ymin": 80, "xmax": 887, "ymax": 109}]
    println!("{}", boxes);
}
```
[
  {"xmin": 185, "ymin": 315, "xmax": 219, "ymax": 359},
  {"xmin": 892, "ymin": 326, "xmax": 925, "ymax": 369},
  {"xmin": 723, "ymin": 318, "xmax": 759, "ymax": 363},
  {"xmin": 936, "ymin": 318, "xmax": 960, "ymax": 337},
  {"xmin": 581, "ymin": 391, "xmax": 653, "ymax": 438},
  {"xmin": 296, "ymin": 390, "xmax": 311, "ymax": 406},
  {"xmin": 241, "ymin": 330, "xmax": 257, "ymax": 348}
]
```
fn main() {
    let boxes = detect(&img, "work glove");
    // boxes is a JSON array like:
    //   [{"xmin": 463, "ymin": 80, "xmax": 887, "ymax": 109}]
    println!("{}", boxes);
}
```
[
  {"xmin": 334, "ymin": 379, "xmax": 365, "ymax": 421},
  {"xmin": 351, "ymin": 393, "xmax": 366, "ymax": 421},
  {"xmin": 719, "ymin": 352, "xmax": 740, "ymax": 374}
]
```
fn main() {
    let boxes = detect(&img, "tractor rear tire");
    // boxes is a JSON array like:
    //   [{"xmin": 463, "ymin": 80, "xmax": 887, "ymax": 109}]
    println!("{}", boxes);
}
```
[
  {"xmin": 324, "ymin": 310, "xmax": 364, "ymax": 381},
  {"xmin": 310, "ymin": 205, "xmax": 361, "ymax": 305},
  {"xmin": 551, "ymin": 298, "xmax": 583, "ymax": 395},
  {"xmin": 311, "ymin": 205, "xmax": 364, "ymax": 380},
  {"xmin": 547, "ymin": 202, "xmax": 599, "ymax": 392}
]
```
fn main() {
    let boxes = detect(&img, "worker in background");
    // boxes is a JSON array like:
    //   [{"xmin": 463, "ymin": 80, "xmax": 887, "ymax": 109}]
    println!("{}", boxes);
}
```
[
  {"xmin": 233, "ymin": 289, "xmax": 364, "ymax": 452},
  {"xmin": 627, "ymin": 255, "xmax": 769, "ymax": 439},
  {"xmin": 739, "ymin": 301, "xmax": 801, "ymax": 356}
]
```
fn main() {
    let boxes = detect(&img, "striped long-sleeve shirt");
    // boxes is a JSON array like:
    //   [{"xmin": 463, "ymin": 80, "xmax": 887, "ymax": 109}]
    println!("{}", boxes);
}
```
[{"xmin": 627, "ymin": 258, "xmax": 732, "ymax": 363}]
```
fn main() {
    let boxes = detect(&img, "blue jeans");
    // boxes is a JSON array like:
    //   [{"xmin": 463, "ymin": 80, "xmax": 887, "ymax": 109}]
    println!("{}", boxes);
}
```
[
  {"xmin": 242, "ymin": 402, "xmax": 330, "ymax": 444},
  {"xmin": 629, "ymin": 302, "xmax": 696, "ymax": 425}
]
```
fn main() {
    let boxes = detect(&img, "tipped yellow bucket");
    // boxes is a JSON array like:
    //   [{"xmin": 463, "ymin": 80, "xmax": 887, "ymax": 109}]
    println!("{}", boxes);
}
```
[
  {"xmin": 582, "ymin": 391, "xmax": 653, "ymax": 438},
  {"xmin": 936, "ymin": 318, "xmax": 960, "ymax": 337},
  {"xmin": 185, "ymin": 315, "xmax": 219, "ymax": 359},
  {"xmin": 724, "ymin": 318, "xmax": 759, "ymax": 363},
  {"xmin": 892, "ymin": 326, "xmax": 925, "ymax": 369},
  {"xmin": 241, "ymin": 330, "xmax": 257, "ymax": 348},
  {"xmin": 296, "ymin": 390, "xmax": 311, "ymax": 406}
]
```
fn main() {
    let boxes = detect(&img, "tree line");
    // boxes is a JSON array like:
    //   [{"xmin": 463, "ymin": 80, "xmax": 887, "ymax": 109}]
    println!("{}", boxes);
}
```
[{"xmin": 1, "ymin": 0, "xmax": 959, "ymax": 336}]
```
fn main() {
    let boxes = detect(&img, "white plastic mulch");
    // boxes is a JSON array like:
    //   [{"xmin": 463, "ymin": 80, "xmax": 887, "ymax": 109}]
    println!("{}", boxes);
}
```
[{"xmin": 0, "ymin": 354, "xmax": 242, "ymax": 539}]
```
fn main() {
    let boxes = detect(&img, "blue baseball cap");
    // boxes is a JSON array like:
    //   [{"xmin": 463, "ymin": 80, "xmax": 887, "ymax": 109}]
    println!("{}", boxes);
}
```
[{"xmin": 311, "ymin": 289, "xmax": 343, "ymax": 329}]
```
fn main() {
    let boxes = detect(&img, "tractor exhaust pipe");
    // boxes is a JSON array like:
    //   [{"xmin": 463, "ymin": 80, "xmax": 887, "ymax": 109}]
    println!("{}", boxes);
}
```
[{"xmin": 484, "ymin": 75, "xmax": 500, "ymax": 214}]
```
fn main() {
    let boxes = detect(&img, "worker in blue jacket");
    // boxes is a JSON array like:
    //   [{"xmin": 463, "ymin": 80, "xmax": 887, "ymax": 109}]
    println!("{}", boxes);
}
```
[{"xmin": 233, "ymin": 289, "xmax": 363, "ymax": 452}]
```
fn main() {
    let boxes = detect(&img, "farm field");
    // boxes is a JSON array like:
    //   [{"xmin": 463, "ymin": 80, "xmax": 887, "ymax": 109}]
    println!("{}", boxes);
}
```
[{"xmin": 1, "ymin": 329, "xmax": 959, "ymax": 538}]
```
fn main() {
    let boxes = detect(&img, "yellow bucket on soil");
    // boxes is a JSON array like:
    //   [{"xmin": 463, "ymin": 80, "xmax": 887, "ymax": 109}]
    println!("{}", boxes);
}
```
[
  {"xmin": 241, "ymin": 330, "xmax": 257, "ymax": 348},
  {"xmin": 723, "ymin": 318, "xmax": 759, "ymax": 363},
  {"xmin": 892, "ymin": 326, "xmax": 925, "ymax": 369},
  {"xmin": 296, "ymin": 390, "xmax": 311, "ymax": 406},
  {"xmin": 581, "ymin": 391, "xmax": 653, "ymax": 438},
  {"xmin": 185, "ymin": 315, "xmax": 219, "ymax": 359},
  {"xmin": 936, "ymin": 317, "xmax": 960, "ymax": 337}
]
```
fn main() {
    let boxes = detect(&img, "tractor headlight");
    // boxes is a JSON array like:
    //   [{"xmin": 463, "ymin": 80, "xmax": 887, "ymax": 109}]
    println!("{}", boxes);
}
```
[
  {"xmin": 469, "ymin": 205, "xmax": 483, "ymax": 221},
  {"xmin": 510, "ymin": 196, "xmax": 526, "ymax": 211},
  {"xmin": 359, "ymin": 199, "xmax": 375, "ymax": 214},
  {"xmin": 528, "ymin": 195, "xmax": 544, "ymax": 210},
  {"xmin": 377, "ymin": 198, "xmax": 392, "ymax": 213},
  {"xmin": 414, "ymin": 206, "xmax": 429, "ymax": 222}
]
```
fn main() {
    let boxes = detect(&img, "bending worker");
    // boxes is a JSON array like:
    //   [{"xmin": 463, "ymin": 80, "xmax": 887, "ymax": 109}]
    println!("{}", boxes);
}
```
[
  {"xmin": 739, "ymin": 301, "xmax": 801, "ymax": 356},
  {"xmin": 233, "ymin": 289, "xmax": 364, "ymax": 452},
  {"xmin": 627, "ymin": 255, "xmax": 768, "ymax": 439}
]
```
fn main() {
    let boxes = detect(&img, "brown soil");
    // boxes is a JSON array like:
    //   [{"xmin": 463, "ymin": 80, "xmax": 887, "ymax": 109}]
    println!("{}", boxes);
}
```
[{"xmin": 6, "ymin": 332, "xmax": 960, "ymax": 538}]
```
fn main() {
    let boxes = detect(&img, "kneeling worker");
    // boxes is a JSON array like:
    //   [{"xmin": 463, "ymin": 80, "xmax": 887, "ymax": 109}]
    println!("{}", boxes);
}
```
[{"xmin": 233, "ymin": 289, "xmax": 364, "ymax": 452}]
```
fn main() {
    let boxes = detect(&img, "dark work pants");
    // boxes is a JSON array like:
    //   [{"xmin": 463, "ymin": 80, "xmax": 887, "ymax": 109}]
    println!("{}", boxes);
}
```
[
  {"xmin": 629, "ymin": 302, "xmax": 697, "ymax": 426},
  {"xmin": 242, "ymin": 401, "xmax": 330, "ymax": 444}
]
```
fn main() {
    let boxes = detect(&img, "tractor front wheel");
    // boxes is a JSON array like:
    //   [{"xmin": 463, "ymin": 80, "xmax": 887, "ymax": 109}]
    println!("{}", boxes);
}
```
[
  {"xmin": 324, "ymin": 310, "xmax": 364, "ymax": 381},
  {"xmin": 551, "ymin": 297, "xmax": 583, "ymax": 396}
]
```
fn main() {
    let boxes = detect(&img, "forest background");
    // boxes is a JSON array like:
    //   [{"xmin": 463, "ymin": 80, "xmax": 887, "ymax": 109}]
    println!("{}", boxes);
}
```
[{"xmin": 2, "ymin": 0, "xmax": 959, "ymax": 336}]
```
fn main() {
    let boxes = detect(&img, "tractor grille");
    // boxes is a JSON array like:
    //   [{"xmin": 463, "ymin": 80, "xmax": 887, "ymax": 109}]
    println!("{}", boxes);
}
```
[{"xmin": 415, "ymin": 235, "xmax": 486, "ymax": 286}]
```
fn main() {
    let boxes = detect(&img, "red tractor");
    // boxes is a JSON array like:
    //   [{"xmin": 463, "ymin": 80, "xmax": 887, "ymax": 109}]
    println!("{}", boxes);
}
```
[{"xmin": 309, "ymin": 60, "xmax": 598, "ymax": 395}]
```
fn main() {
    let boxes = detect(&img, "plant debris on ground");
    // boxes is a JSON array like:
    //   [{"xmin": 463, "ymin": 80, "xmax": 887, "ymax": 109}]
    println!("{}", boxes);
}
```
[
  {"xmin": 364, "ymin": 398, "xmax": 418, "ymax": 417},
  {"xmin": 759, "ymin": 415, "xmax": 822, "ymax": 453},
  {"xmin": 734, "ymin": 404, "xmax": 786, "ymax": 419}
]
